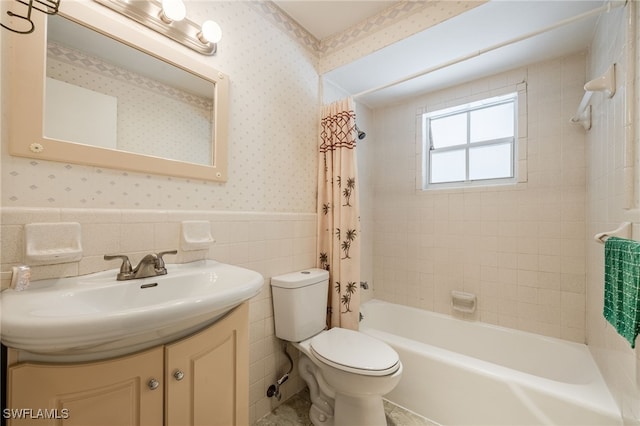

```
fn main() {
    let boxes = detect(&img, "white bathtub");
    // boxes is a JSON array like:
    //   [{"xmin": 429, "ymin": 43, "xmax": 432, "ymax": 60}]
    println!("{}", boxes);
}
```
[{"xmin": 360, "ymin": 299, "xmax": 621, "ymax": 426}]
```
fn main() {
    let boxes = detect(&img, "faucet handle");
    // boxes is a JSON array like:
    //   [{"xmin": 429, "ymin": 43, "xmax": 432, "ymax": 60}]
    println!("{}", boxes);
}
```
[
  {"xmin": 156, "ymin": 250, "xmax": 177, "ymax": 269},
  {"xmin": 104, "ymin": 254, "xmax": 133, "ymax": 279}
]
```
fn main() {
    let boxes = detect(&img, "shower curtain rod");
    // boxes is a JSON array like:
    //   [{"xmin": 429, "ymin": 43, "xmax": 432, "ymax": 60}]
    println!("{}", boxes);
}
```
[{"xmin": 353, "ymin": 1, "xmax": 626, "ymax": 99}]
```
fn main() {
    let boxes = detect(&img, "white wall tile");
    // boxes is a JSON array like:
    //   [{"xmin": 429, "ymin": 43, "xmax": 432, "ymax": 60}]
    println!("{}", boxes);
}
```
[
  {"xmin": 371, "ymin": 53, "xmax": 587, "ymax": 342},
  {"xmin": 0, "ymin": 207, "xmax": 317, "ymax": 423},
  {"xmin": 585, "ymin": 3, "xmax": 640, "ymax": 423}
]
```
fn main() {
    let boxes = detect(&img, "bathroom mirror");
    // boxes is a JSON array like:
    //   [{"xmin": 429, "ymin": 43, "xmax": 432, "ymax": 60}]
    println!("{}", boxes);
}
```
[{"xmin": 7, "ymin": 1, "xmax": 229, "ymax": 181}]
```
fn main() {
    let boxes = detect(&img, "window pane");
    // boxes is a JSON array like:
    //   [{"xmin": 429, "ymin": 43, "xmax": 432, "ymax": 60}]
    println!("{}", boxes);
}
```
[
  {"xmin": 470, "ymin": 102, "xmax": 514, "ymax": 143},
  {"xmin": 430, "ymin": 113, "xmax": 467, "ymax": 148},
  {"xmin": 430, "ymin": 149, "xmax": 465, "ymax": 183},
  {"xmin": 469, "ymin": 143, "xmax": 512, "ymax": 180}
]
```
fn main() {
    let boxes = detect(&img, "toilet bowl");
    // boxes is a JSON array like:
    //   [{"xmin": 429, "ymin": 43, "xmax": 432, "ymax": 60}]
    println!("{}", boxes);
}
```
[
  {"xmin": 296, "ymin": 327, "xmax": 402, "ymax": 426},
  {"xmin": 270, "ymin": 269, "xmax": 403, "ymax": 426}
]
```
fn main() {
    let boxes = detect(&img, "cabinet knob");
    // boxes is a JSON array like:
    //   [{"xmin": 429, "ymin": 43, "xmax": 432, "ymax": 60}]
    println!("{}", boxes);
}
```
[
  {"xmin": 173, "ymin": 370, "xmax": 185, "ymax": 381},
  {"xmin": 148, "ymin": 378, "xmax": 160, "ymax": 390}
]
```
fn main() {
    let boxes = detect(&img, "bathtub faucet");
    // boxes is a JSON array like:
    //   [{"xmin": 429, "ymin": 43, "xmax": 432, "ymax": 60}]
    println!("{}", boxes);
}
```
[{"xmin": 360, "ymin": 281, "xmax": 369, "ymax": 290}]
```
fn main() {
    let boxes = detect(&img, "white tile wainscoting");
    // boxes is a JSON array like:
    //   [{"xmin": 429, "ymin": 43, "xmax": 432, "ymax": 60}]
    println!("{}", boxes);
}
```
[{"xmin": 0, "ymin": 207, "xmax": 316, "ymax": 423}]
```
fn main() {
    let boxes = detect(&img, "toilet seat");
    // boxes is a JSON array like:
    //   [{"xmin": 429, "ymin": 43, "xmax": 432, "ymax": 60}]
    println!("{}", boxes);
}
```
[{"xmin": 310, "ymin": 327, "xmax": 400, "ymax": 376}]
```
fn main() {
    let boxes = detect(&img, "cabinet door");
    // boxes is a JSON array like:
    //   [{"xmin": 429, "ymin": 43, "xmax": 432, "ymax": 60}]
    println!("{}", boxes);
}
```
[
  {"xmin": 7, "ymin": 346, "xmax": 164, "ymax": 426},
  {"xmin": 165, "ymin": 303, "xmax": 249, "ymax": 426}
]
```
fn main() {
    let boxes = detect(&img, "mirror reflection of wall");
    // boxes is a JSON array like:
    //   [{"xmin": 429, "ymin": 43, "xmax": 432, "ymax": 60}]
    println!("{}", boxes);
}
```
[
  {"xmin": 45, "ymin": 77, "xmax": 118, "ymax": 149},
  {"xmin": 45, "ymin": 15, "xmax": 214, "ymax": 166}
]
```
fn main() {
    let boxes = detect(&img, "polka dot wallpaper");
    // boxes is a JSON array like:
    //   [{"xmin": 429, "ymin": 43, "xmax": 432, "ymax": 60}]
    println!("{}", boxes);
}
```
[
  {"xmin": 2, "ymin": 0, "xmax": 320, "ymax": 213},
  {"xmin": 2, "ymin": 0, "xmax": 479, "ymax": 214}
]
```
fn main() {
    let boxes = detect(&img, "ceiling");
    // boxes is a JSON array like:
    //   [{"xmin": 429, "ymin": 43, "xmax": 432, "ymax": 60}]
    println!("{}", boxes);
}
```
[
  {"xmin": 275, "ymin": 0, "xmax": 614, "ymax": 108},
  {"xmin": 273, "ymin": 0, "xmax": 397, "ymax": 40}
]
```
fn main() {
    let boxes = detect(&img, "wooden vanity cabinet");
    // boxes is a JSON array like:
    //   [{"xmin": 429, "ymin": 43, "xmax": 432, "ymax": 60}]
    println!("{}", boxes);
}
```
[
  {"xmin": 165, "ymin": 302, "xmax": 249, "ymax": 426},
  {"xmin": 7, "ymin": 346, "xmax": 164, "ymax": 426},
  {"xmin": 6, "ymin": 303, "xmax": 249, "ymax": 426}
]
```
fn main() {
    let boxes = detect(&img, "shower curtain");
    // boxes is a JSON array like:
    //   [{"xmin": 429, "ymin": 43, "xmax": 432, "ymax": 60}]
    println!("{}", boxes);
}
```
[{"xmin": 317, "ymin": 97, "xmax": 361, "ymax": 330}]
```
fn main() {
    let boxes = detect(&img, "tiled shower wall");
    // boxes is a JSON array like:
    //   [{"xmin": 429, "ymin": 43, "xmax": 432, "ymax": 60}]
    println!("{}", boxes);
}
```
[
  {"xmin": 585, "ymin": 2, "xmax": 640, "ymax": 423},
  {"xmin": 371, "ymin": 53, "xmax": 588, "ymax": 343}
]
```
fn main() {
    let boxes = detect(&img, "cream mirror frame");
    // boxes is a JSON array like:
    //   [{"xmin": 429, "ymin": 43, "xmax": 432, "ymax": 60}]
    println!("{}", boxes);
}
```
[{"xmin": 7, "ymin": 1, "xmax": 229, "ymax": 182}]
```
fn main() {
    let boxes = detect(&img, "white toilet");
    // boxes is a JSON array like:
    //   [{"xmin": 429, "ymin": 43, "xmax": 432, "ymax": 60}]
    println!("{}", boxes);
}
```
[{"xmin": 271, "ymin": 269, "xmax": 402, "ymax": 426}]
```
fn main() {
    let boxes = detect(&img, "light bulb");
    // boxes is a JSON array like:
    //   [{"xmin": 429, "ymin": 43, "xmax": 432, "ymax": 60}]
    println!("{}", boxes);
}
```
[
  {"xmin": 159, "ymin": 0, "xmax": 186, "ymax": 23},
  {"xmin": 198, "ymin": 20, "xmax": 222, "ymax": 44}
]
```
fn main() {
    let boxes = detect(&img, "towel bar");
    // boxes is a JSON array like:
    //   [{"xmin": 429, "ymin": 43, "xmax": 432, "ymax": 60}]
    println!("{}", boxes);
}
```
[{"xmin": 594, "ymin": 222, "xmax": 632, "ymax": 244}]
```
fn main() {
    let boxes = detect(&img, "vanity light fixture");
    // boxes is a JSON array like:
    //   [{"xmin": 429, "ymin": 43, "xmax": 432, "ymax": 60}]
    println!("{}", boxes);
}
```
[
  {"xmin": 198, "ymin": 19, "xmax": 222, "ymax": 44},
  {"xmin": 93, "ymin": 0, "xmax": 221, "ymax": 55},
  {"xmin": 158, "ymin": 0, "xmax": 186, "ymax": 23}
]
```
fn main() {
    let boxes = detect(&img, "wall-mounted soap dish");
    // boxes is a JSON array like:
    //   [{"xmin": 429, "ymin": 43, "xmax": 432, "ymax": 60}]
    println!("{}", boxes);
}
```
[
  {"xmin": 24, "ymin": 222, "xmax": 83, "ymax": 265},
  {"xmin": 451, "ymin": 290, "xmax": 477, "ymax": 314},
  {"xmin": 181, "ymin": 220, "xmax": 215, "ymax": 251}
]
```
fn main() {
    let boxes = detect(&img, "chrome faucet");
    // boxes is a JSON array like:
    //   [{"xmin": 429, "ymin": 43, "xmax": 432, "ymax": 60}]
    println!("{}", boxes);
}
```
[{"xmin": 104, "ymin": 250, "xmax": 177, "ymax": 281}]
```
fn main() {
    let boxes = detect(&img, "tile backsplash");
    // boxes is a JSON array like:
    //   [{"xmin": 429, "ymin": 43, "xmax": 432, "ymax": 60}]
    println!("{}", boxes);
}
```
[{"xmin": 1, "ymin": 207, "xmax": 316, "ymax": 423}]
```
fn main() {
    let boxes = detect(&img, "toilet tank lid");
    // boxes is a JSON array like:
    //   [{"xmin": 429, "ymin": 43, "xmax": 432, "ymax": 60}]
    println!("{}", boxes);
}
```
[{"xmin": 270, "ymin": 269, "xmax": 329, "ymax": 289}]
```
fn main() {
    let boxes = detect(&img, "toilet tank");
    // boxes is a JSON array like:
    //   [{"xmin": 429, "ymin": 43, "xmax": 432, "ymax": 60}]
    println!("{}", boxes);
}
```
[{"xmin": 270, "ymin": 269, "xmax": 329, "ymax": 342}]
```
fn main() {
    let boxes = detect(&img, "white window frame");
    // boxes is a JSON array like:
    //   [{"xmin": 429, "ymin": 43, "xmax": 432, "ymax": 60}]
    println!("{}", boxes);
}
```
[{"xmin": 420, "ymin": 92, "xmax": 519, "ymax": 190}]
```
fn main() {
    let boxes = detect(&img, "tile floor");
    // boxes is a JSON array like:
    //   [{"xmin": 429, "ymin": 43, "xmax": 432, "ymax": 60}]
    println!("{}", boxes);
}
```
[{"xmin": 256, "ymin": 388, "xmax": 438, "ymax": 426}]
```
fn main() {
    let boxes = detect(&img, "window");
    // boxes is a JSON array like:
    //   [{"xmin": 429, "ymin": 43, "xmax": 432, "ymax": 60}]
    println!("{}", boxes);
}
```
[{"xmin": 422, "ymin": 93, "xmax": 517, "ymax": 188}]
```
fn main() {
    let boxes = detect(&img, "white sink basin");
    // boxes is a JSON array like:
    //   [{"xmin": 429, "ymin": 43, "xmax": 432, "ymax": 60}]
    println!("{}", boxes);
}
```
[{"xmin": 1, "ymin": 260, "xmax": 263, "ymax": 362}]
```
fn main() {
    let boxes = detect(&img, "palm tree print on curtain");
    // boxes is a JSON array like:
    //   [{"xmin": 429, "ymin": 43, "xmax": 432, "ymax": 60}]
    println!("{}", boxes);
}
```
[{"xmin": 317, "ymin": 97, "xmax": 361, "ymax": 330}]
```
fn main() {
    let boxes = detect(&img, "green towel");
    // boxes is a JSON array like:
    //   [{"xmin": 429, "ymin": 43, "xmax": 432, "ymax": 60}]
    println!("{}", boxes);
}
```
[{"xmin": 604, "ymin": 237, "xmax": 640, "ymax": 348}]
